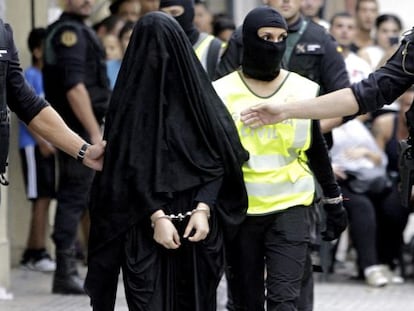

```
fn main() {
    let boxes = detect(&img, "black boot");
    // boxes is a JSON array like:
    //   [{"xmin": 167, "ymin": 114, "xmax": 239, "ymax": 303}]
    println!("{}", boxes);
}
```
[{"xmin": 52, "ymin": 249, "xmax": 85, "ymax": 295}]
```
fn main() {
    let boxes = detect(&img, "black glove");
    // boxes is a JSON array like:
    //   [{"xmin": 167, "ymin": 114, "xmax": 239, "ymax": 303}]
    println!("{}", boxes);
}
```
[{"xmin": 321, "ymin": 203, "xmax": 348, "ymax": 241}]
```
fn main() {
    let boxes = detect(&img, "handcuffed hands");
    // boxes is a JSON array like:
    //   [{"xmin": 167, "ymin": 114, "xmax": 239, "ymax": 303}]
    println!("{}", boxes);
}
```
[
  {"xmin": 151, "ymin": 202, "xmax": 210, "ymax": 249},
  {"xmin": 151, "ymin": 210, "xmax": 181, "ymax": 249},
  {"xmin": 322, "ymin": 203, "xmax": 348, "ymax": 241},
  {"xmin": 183, "ymin": 202, "xmax": 210, "ymax": 242}
]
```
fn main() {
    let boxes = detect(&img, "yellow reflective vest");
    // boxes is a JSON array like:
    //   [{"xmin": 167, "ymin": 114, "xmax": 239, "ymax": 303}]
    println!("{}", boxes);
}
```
[
  {"xmin": 194, "ymin": 33, "xmax": 214, "ymax": 68},
  {"xmin": 194, "ymin": 33, "xmax": 225, "ymax": 72},
  {"xmin": 213, "ymin": 71, "xmax": 320, "ymax": 215}
]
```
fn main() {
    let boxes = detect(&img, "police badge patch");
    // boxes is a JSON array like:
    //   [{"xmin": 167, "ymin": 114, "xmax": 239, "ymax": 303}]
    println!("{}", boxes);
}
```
[{"xmin": 60, "ymin": 30, "xmax": 77, "ymax": 47}]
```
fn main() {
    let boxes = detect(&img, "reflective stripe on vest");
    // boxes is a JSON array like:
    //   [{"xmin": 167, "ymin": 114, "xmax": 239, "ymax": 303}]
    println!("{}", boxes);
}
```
[
  {"xmin": 213, "ymin": 71, "xmax": 320, "ymax": 215},
  {"xmin": 194, "ymin": 33, "xmax": 215, "ymax": 71}
]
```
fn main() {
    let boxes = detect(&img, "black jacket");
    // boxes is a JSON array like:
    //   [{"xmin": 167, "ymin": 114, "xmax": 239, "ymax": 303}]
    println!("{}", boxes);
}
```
[
  {"xmin": 0, "ymin": 20, "xmax": 48, "ymax": 177},
  {"xmin": 2, "ymin": 21, "xmax": 47, "ymax": 124},
  {"xmin": 43, "ymin": 13, "xmax": 110, "ymax": 132},
  {"xmin": 352, "ymin": 28, "xmax": 414, "ymax": 114}
]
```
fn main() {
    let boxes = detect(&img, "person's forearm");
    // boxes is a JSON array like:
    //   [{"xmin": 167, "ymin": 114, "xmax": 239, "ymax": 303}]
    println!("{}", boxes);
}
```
[
  {"xmin": 286, "ymin": 88, "xmax": 359, "ymax": 120},
  {"xmin": 27, "ymin": 125, "xmax": 51, "ymax": 146},
  {"xmin": 319, "ymin": 117, "xmax": 344, "ymax": 133},
  {"xmin": 27, "ymin": 106, "xmax": 85, "ymax": 158},
  {"xmin": 67, "ymin": 83, "xmax": 102, "ymax": 142},
  {"xmin": 364, "ymin": 150, "xmax": 383, "ymax": 166}
]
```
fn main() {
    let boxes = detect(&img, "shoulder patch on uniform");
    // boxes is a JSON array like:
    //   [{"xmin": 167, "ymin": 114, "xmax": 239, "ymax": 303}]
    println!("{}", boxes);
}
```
[{"xmin": 60, "ymin": 30, "xmax": 77, "ymax": 47}]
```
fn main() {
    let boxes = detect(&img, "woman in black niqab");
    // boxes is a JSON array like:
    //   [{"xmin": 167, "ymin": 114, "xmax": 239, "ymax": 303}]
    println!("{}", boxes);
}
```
[{"xmin": 85, "ymin": 12, "xmax": 248, "ymax": 311}]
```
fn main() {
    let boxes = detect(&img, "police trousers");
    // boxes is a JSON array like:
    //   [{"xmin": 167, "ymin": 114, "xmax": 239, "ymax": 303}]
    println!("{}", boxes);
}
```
[
  {"xmin": 226, "ymin": 206, "xmax": 310, "ymax": 311},
  {"xmin": 52, "ymin": 150, "xmax": 94, "ymax": 250}
]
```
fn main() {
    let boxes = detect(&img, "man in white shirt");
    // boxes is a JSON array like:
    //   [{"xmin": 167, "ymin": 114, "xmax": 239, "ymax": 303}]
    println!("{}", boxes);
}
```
[{"xmin": 330, "ymin": 12, "xmax": 372, "ymax": 83}]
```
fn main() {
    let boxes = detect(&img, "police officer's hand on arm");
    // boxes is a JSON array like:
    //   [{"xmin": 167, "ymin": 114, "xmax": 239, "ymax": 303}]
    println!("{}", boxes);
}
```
[
  {"xmin": 321, "ymin": 197, "xmax": 348, "ymax": 241},
  {"xmin": 28, "ymin": 106, "xmax": 105, "ymax": 171}
]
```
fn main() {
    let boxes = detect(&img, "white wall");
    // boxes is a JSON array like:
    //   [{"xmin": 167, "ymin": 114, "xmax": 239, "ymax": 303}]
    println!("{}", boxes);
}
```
[
  {"xmin": 233, "ymin": 0, "xmax": 261, "ymax": 27},
  {"xmin": 378, "ymin": 0, "xmax": 414, "ymax": 32}
]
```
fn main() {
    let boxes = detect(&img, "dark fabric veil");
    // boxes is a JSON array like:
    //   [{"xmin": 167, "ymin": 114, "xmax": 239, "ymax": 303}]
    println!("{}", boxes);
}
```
[{"xmin": 88, "ymin": 12, "xmax": 248, "ymax": 253}]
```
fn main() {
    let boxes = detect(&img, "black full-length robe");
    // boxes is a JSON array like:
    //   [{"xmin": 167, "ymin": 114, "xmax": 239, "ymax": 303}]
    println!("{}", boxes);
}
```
[{"xmin": 85, "ymin": 12, "xmax": 248, "ymax": 311}]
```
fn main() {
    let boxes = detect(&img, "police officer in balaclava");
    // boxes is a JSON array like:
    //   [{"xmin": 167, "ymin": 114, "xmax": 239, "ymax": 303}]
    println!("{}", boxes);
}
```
[
  {"xmin": 159, "ymin": 0, "xmax": 223, "ymax": 80},
  {"xmin": 213, "ymin": 6, "xmax": 347, "ymax": 310}
]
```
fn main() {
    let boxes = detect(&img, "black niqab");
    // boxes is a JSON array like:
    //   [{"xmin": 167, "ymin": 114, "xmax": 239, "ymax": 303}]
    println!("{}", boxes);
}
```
[
  {"xmin": 242, "ymin": 6, "xmax": 288, "ymax": 81},
  {"xmin": 88, "ymin": 12, "xmax": 248, "ymax": 253}
]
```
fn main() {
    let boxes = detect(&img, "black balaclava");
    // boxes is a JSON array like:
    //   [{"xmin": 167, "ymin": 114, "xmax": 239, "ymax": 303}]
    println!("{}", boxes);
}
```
[
  {"xmin": 159, "ymin": 0, "xmax": 199, "ymax": 45},
  {"xmin": 242, "ymin": 6, "xmax": 288, "ymax": 81}
]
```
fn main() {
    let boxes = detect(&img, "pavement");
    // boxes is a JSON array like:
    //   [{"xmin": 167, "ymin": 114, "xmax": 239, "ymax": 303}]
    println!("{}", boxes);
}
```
[{"xmin": 1, "ymin": 262, "xmax": 414, "ymax": 311}]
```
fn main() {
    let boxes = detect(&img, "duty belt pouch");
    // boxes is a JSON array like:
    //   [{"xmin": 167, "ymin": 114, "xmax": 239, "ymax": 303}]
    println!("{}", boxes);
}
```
[
  {"xmin": 0, "ymin": 19, "xmax": 10, "ymax": 184},
  {"xmin": 0, "ymin": 109, "xmax": 9, "ymax": 175},
  {"xmin": 0, "ymin": 72, "xmax": 9, "ymax": 185}
]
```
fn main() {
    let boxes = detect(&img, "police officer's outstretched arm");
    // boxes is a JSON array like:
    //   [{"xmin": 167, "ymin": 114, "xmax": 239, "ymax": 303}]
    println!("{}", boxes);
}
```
[
  {"xmin": 240, "ymin": 29, "xmax": 414, "ymax": 126},
  {"xmin": 240, "ymin": 88, "xmax": 359, "ymax": 126}
]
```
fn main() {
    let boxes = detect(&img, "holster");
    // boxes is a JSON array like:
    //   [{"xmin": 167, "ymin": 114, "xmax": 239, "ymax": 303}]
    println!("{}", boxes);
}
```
[{"xmin": 398, "ymin": 139, "xmax": 414, "ymax": 207}]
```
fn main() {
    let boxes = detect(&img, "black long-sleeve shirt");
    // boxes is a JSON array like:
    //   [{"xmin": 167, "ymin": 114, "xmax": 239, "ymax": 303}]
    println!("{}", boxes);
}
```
[
  {"xmin": 352, "ymin": 28, "xmax": 414, "ymax": 114},
  {"xmin": 306, "ymin": 120, "xmax": 341, "ymax": 198},
  {"xmin": 195, "ymin": 177, "xmax": 223, "ymax": 207},
  {"xmin": 3, "ymin": 22, "xmax": 47, "ymax": 124}
]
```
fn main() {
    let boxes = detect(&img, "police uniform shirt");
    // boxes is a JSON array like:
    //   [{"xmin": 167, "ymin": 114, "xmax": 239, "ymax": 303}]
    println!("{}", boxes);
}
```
[
  {"xmin": 44, "ymin": 13, "xmax": 89, "ymax": 123},
  {"xmin": 52, "ymin": 16, "xmax": 88, "ymax": 92},
  {"xmin": 284, "ymin": 16, "xmax": 350, "ymax": 95},
  {"xmin": 3, "ymin": 22, "xmax": 47, "ymax": 124},
  {"xmin": 43, "ymin": 13, "xmax": 109, "ymax": 130}
]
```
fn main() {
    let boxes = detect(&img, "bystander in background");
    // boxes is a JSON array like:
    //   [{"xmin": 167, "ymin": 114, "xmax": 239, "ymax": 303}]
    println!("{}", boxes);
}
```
[{"xmin": 19, "ymin": 27, "xmax": 57, "ymax": 274}]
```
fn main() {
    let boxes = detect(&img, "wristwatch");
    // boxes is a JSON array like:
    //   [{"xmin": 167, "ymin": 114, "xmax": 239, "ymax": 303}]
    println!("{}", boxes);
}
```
[
  {"xmin": 322, "ymin": 195, "xmax": 343, "ymax": 204},
  {"xmin": 77, "ymin": 143, "xmax": 91, "ymax": 163}
]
